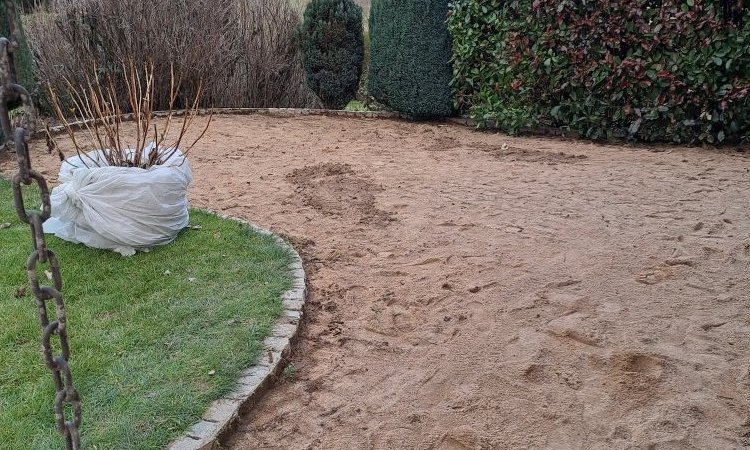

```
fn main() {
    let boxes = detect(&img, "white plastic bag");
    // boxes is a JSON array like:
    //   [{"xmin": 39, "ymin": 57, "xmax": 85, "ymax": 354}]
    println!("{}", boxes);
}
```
[{"xmin": 44, "ymin": 144, "xmax": 192, "ymax": 256}]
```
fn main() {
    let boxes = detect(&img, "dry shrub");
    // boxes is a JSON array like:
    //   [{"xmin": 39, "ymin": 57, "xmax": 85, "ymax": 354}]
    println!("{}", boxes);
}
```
[
  {"xmin": 24, "ymin": 0, "xmax": 319, "ymax": 113},
  {"xmin": 47, "ymin": 62, "xmax": 212, "ymax": 169},
  {"xmin": 229, "ymin": 0, "xmax": 319, "ymax": 107}
]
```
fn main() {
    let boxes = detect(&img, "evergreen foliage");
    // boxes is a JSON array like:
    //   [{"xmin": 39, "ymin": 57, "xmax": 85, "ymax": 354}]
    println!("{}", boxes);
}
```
[
  {"xmin": 298, "ymin": 0, "xmax": 364, "ymax": 109},
  {"xmin": 449, "ymin": 0, "xmax": 750, "ymax": 143},
  {"xmin": 368, "ymin": 0, "xmax": 453, "ymax": 118}
]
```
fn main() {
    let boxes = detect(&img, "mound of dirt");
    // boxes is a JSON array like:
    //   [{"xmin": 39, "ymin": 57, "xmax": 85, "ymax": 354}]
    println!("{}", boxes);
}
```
[{"xmin": 287, "ymin": 162, "xmax": 394, "ymax": 226}]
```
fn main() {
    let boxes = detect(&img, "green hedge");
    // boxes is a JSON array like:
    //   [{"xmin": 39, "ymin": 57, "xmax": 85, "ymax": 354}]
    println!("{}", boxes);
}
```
[
  {"xmin": 368, "ymin": 0, "xmax": 453, "ymax": 118},
  {"xmin": 449, "ymin": 0, "xmax": 750, "ymax": 144},
  {"xmin": 298, "ymin": 0, "xmax": 364, "ymax": 109}
]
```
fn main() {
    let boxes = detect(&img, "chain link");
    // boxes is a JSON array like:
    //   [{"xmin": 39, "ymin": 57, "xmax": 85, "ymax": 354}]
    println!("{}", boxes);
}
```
[{"xmin": 3, "ymin": 0, "xmax": 82, "ymax": 448}]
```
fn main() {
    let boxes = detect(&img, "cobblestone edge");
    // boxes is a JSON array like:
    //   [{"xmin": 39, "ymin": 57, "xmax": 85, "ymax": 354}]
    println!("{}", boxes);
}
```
[
  {"xmin": 29, "ymin": 107, "xmax": 408, "ymax": 141},
  {"xmin": 166, "ymin": 210, "xmax": 307, "ymax": 450}
]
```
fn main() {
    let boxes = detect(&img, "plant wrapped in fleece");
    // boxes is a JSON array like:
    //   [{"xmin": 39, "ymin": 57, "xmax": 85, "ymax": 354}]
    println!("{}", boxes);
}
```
[
  {"xmin": 42, "ymin": 63, "xmax": 213, "ymax": 256},
  {"xmin": 297, "ymin": 0, "xmax": 364, "ymax": 109}
]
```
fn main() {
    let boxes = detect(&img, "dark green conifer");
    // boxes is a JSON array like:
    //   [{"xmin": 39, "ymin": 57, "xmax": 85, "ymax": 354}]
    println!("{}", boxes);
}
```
[
  {"xmin": 368, "ymin": 0, "xmax": 453, "ymax": 118},
  {"xmin": 298, "ymin": 0, "xmax": 364, "ymax": 109}
]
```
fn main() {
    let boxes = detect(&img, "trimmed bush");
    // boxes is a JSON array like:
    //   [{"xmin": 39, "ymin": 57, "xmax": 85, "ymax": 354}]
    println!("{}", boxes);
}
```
[
  {"xmin": 448, "ymin": 0, "xmax": 750, "ymax": 144},
  {"xmin": 298, "ymin": 0, "xmax": 364, "ymax": 110},
  {"xmin": 368, "ymin": 0, "xmax": 453, "ymax": 118}
]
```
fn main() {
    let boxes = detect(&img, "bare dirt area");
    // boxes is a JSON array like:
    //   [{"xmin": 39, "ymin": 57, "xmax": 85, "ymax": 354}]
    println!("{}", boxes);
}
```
[{"xmin": 3, "ymin": 115, "xmax": 750, "ymax": 449}]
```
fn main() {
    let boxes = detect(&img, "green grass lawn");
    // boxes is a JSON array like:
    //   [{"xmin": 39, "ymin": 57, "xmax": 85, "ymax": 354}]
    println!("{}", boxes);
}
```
[
  {"xmin": 0, "ymin": 178, "xmax": 292, "ymax": 449},
  {"xmin": 344, "ymin": 100, "xmax": 369, "ymax": 112}
]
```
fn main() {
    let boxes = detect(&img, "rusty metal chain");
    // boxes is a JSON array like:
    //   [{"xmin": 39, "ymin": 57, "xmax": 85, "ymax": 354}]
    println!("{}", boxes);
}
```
[{"xmin": 3, "ymin": 1, "xmax": 82, "ymax": 448}]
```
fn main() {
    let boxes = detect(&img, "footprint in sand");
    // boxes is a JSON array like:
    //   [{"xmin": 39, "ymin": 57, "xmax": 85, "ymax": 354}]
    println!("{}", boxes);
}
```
[
  {"xmin": 606, "ymin": 352, "xmax": 666, "ymax": 404},
  {"xmin": 546, "ymin": 291, "xmax": 587, "ymax": 309},
  {"xmin": 433, "ymin": 425, "xmax": 491, "ymax": 450},
  {"xmin": 522, "ymin": 363, "xmax": 583, "ymax": 390},
  {"xmin": 540, "ymin": 281, "xmax": 603, "ymax": 347},
  {"xmin": 546, "ymin": 312, "xmax": 603, "ymax": 347},
  {"xmin": 635, "ymin": 266, "xmax": 673, "ymax": 285}
]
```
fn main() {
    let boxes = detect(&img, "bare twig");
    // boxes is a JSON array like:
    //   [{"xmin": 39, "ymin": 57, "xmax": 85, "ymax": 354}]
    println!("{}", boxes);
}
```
[
  {"xmin": 24, "ymin": 0, "xmax": 319, "ymax": 112},
  {"xmin": 47, "ymin": 61, "xmax": 213, "ymax": 169}
]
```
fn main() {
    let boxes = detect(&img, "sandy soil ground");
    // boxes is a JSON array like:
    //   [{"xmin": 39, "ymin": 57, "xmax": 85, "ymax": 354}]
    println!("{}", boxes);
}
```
[{"xmin": 3, "ymin": 115, "xmax": 750, "ymax": 449}]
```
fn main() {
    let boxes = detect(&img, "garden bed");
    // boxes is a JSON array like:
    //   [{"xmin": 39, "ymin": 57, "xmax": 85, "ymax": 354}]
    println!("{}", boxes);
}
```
[
  {"xmin": 0, "ymin": 178, "xmax": 292, "ymax": 449},
  {"xmin": 3, "ymin": 113, "xmax": 750, "ymax": 448}
]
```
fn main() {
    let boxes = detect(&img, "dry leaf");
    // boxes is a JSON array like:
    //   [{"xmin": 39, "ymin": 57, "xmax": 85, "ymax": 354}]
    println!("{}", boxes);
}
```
[
  {"xmin": 0, "ymin": 223, "xmax": 11, "ymax": 229},
  {"xmin": 14, "ymin": 287, "xmax": 25, "ymax": 298},
  {"xmin": 208, "ymin": 370, "xmax": 216, "ymax": 376}
]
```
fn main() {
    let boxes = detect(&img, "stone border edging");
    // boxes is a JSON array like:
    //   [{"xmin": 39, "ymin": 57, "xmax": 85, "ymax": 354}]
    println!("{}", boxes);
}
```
[
  {"xmin": 26, "ymin": 107, "xmax": 584, "ymax": 149},
  {"xmin": 28, "ymin": 107, "xmax": 408, "ymax": 142},
  {"xmin": 8, "ymin": 105, "xmax": 600, "ymax": 162},
  {"xmin": 177, "ymin": 107, "xmax": 407, "ymax": 120},
  {"xmin": 167, "ymin": 210, "xmax": 307, "ymax": 450}
]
